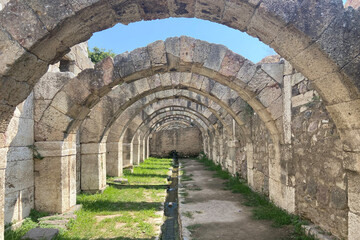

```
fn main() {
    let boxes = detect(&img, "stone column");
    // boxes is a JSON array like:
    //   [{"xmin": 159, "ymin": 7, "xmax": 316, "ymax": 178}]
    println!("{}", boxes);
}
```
[
  {"xmin": 146, "ymin": 136, "xmax": 150, "ymax": 159},
  {"xmin": 246, "ymin": 142, "xmax": 254, "ymax": 188},
  {"xmin": 139, "ymin": 143, "xmax": 144, "ymax": 163},
  {"xmin": 34, "ymin": 137, "xmax": 77, "ymax": 213},
  {"xmin": 122, "ymin": 143, "xmax": 132, "ymax": 167},
  {"xmin": 0, "ymin": 166, "xmax": 5, "ymax": 240},
  {"xmin": 130, "ymin": 141, "xmax": 140, "ymax": 165},
  {"xmin": 227, "ymin": 140, "xmax": 239, "ymax": 175},
  {"xmin": 345, "ymin": 153, "xmax": 360, "ymax": 240},
  {"xmin": 81, "ymin": 143, "xmax": 107, "ymax": 193},
  {"xmin": 142, "ymin": 138, "xmax": 147, "ymax": 161},
  {"xmin": 106, "ymin": 142, "xmax": 123, "ymax": 177},
  {"xmin": 348, "ymin": 172, "xmax": 360, "ymax": 240}
]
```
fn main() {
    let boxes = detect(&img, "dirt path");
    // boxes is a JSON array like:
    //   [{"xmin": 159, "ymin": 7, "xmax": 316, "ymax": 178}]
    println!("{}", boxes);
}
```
[{"xmin": 179, "ymin": 159, "xmax": 292, "ymax": 240}]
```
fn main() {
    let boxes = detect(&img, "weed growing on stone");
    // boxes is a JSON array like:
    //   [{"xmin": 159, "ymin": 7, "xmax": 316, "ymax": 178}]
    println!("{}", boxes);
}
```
[
  {"xmin": 186, "ymin": 224, "xmax": 202, "ymax": 233},
  {"xmin": 180, "ymin": 169, "xmax": 194, "ymax": 182},
  {"xmin": 183, "ymin": 211, "xmax": 194, "ymax": 219},
  {"xmin": 197, "ymin": 155, "xmax": 317, "ymax": 240}
]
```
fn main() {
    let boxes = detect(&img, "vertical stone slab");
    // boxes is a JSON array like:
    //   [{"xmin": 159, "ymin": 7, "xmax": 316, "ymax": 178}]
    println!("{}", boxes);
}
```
[
  {"xmin": 81, "ymin": 143, "xmax": 107, "ymax": 193},
  {"xmin": 0, "ymin": 168, "xmax": 5, "ymax": 240},
  {"xmin": 139, "ymin": 143, "xmax": 144, "ymax": 163},
  {"xmin": 130, "ymin": 141, "xmax": 140, "ymax": 165},
  {"xmin": 283, "ymin": 67, "xmax": 292, "ymax": 144},
  {"xmin": 122, "ymin": 143, "xmax": 132, "ymax": 167},
  {"xmin": 348, "ymin": 172, "xmax": 360, "ymax": 240},
  {"xmin": 106, "ymin": 142, "xmax": 123, "ymax": 177},
  {"xmin": 35, "ymin": 139, "xmax": 76, "ymax": 213}
]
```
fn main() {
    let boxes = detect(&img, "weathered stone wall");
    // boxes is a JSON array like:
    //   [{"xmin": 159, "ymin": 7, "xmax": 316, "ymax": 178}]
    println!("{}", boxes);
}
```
[
  {"xmin": 288, "ymin": 68, "xmax": 348, "ymax": 238},
  {"xmin": 4, "ymin": 92, "xmax": 34, "ymax": 224},
  {"xmin": 248, "ymin": 115, "xmax": 272, "ymax": 195},
  {"xmin": 150, "ymin": 126, "xmax": 203, "ymax": 157}
]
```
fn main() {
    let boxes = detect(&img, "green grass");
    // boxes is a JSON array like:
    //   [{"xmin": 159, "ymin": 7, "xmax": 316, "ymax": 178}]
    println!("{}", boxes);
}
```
[
  {"xmin": 5, "ymin": 157, "xmax": 173, "ymax": 240},
  {"xmin": 183, "ymin": 211, "xmax": 194, "ymax": 219},
  {"xmin": 186, "ymin": 224, "xmax": 201, "ymax": 233},
  {"xmin": 197, "ymin": 155, "xmax": 317, "ymax": 240},
  {"xmin": 180, "ymin": 169, "xmax": 194, "ymax": 182}
]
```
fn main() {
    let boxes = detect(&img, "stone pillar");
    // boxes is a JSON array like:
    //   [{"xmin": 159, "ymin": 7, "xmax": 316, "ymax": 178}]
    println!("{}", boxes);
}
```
[
  {"xmin": 139, "ymin": 143, "xmax": 144, "ymax": 163},
  {"xmin": 106, "ymin": 142, "xmax": 123, "ymax": 177},
  {"xmin": 246, "ymin": 142, "xmax": 254, "ymax": 188},
  {"xmin": 34, "ymin": 137, "xmax": 77, "ymax": 213},
  {"xmin": 122, "ymin": 143, "xmax": 132, "ymax": 167},
  {"xmin": 0, "ymin": 167, "xmax": 5, "ymax": 240},
  {"xmin": 131, "ymin": 141, "xmax": 140, "ymax": 165},
  {"xmin": 81, "ymin": 143, "xmax": 107, "ymax": 193},
  {"xmin": 142, "ymin": 138, "xmax": 147, "ymax": 161},
  {"xmin": 347, "ymin": 169, "xmax": 360, "ymax": 240},
  {"xmin": 344, "ymin": 145, "xmax": 360, "ymax": 239},
  {"xmin": 227, "ymin": 140, "xmax": 239, "ymax": 175},
  {"xmin": 146, "ymin": 136, "xmax": 150, "ymax": 159}
]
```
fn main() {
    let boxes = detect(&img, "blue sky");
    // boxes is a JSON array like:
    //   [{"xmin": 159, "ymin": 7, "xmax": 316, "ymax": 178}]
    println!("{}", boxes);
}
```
[{"xmin": 89, "ymin": 0, "xmax": 347, "ymax": 63}]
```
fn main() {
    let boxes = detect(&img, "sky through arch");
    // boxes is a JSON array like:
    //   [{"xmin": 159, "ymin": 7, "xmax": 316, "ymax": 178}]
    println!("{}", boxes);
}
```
[{"xmin": 89, "ymin": 0, "xmax": 348, "ymax": 63}]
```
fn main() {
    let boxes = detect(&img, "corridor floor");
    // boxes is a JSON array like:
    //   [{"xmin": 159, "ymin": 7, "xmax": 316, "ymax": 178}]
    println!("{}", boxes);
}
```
[{"xmin": 179, "ymin": 159, "xmax": 292, "ymax": 240}]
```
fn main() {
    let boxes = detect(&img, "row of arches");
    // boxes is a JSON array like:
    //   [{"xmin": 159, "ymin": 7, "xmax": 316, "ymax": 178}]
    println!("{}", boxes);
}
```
[{"xmin": 1, "ymin": 1, "xmax": 360, "ymax": 239}]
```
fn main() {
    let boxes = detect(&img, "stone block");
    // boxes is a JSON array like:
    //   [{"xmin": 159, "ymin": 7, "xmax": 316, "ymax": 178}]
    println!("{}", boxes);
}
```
[
  {"xmin": 147, "ymin": 40, "xmax": 167, "ymax": 67},
  {"xmin": 34, "ymin": 156, "xmax": 62, "ymax": 213},
  {"xmin": 109, "ymin": 1, "xmax": 141, "ymax": 24},
  {"xmin": 22, "ymin": 228, "xmax": 59, "ymax": 240},
  {"xmin": 267, "ymin": 96, "xmax": 283, "ymax": 120},
  {"xmin": 5, "ymin": 117, "xmax": 34, "ymax": 147},
  {"xmin": 247, "ymin": 2, "xmax": 286, "ymax": 45},
  {"xmin": 134, "ymin": 78, "xmax": 151, "ymax": 94},
  {"xmin": 290, "ymin": 72, "xmax": 305, "ymax": 86},
  {"xmin": 35, "ymin": 141, "xmax": 76, "ymax": 157},
  {"xmin": 348, "ymin": 212, "xmax": 360, "ymax": 240},
  {"xmin": 5, "ymin": 159, "xmax": 34, "ymax": 194},
  {"xmin": 179, "ymin": 36, "xmax": 196, "ymax": 64},
  {"xmin": 210, "ymin": 82, "xmax": 228, "ymax": 100},
  {"xmin": 247, "ymin": 69, "xmax": 274, "ymax": 94},
  {"xmin": 168, "ymin": 0, "xmax": 196, "ymax": 17},
  {"xmin": 203, "ymin": 43, "xmax": 227, "ymax": 71},
  {"xmin": 194, "ymin": 0, "xmax": 225, "ymax": 22},
  {"xmin": 261, "ymin": 63, "xmax": 284, "ymax": 84},
  {"xmin": 130, "ymin": 47, "xmax": 151, "ymax": 72},
  {"xmin": 0, "ymin": 27, "xmax": 26, "ymax": 75},
  {"xmin": 81, "ymin": 143, "xmax": 106, "ymax": 155},
  {"xmin": 193, "ymin": 39, "xmax": 211, "ymax": 64},
  {"xmin": 344, "ymin": 152, "xmax": 360, "ymax": 172},
  {"xmin": 338, "ymin": 128, "xmax": 360, "ymax": 152},
  {"xmin": 314, "ymin": 72, "xmax": 355, "ymax": 104},
  {"xmin": 15, "ymin": 92, "xmax": 34, "ymax": 120},
  {"xmin": 348, "ymin": 172, "xmax": 360, "ymax": 214},
  {"xmin": 221, "ymin": 0, "xmax": 255, "ymax": 31},
  {"xmin": 114, "ymin": 52, "xmax": 135, "ymax": 79},
  {"xmin": 34, "ymin": 72, "xmax": 74, "ymax": 101},
  {"xmin": 219, "ymin": 50, "xmax": 246, "ymax": 78},
  {"xmin": 326, "ymin": 99, "xmax": 360, "ymax": 129},
  {"xmin": 257, "ymin": 85, "xmax": 282, "ymax": 108},
  {"xmin": 0, "ymin": 0, "xmax": 48, "ymax": 49},
  {"xmin": 291, "ymin": 44, "xmax": 338, "ymax": 81},
  {"xmin": 291, "ymin": 90, "xmax": 315, "ymax": 108}
]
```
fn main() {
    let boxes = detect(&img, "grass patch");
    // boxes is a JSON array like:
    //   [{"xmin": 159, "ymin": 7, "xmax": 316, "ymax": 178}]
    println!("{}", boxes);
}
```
[
  {"xmin": 197, "ymin": 155, "xmax": 317, "ymax": 240},
  {"xmin": 5, "ymin": 157, "xmax": 172, "ymax": 240},
  {"xmin": 186, "ymin": 224, "xmax": 201, "ymax": 233},
  {"xmin": 183, "ymin": 211, "xmax": 194, "ymax": 219},
  {"xmin": 180, "ymin": 169, "xmax": 193, "ymax": 182}
]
